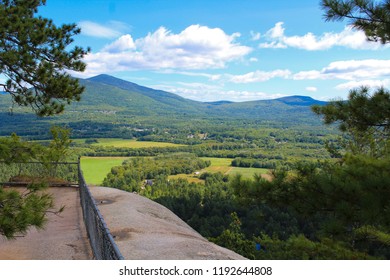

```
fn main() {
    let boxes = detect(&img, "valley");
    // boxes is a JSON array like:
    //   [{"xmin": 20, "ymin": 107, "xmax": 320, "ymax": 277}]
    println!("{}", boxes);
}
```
[{"xmin": 4, "ymin": 74, "xmax": 376, "ymax": 260}]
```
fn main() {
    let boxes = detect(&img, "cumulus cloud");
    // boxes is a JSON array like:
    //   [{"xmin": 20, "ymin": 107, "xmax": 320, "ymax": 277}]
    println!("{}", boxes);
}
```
[
  {"xmin": 335, "ymin": 79, "xmax": 390, "ymax": 90},
  {"xmin": 294, "ymin": 59, "xmax": 390, "ymax": 81},
  {"xmin": 78, "ymin": 21, "xmax": 128, "ymax": 39},
  {"xmin": 229, "ymin": 69, "xmax": 291, "ymax": 83},
  {"xmin": 102, "ymin": 34, "xmax": 136, "ymax": 53},
  {"xmin": 83, "ymin": 25, "xmax": 252, "ymax": 74},
  {"xmin": 259, "ymin": 22, "xmax": 385, "ymax": 50}
]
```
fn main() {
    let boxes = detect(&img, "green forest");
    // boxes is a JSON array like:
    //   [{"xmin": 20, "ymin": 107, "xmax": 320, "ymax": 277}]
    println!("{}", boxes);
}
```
[{"xmin": 99, "ymin": 119, "xmax": 390, "ymax": 259}]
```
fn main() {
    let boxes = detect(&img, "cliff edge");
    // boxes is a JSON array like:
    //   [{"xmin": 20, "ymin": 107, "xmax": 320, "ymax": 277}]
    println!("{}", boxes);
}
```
[{"xmin": 90, "ymin": 186, "xmax": 246, "ymax": 260}]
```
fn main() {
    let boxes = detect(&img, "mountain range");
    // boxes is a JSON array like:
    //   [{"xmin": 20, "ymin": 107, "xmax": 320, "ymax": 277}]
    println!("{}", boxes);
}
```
[
  {"xmin": 77, "ymin": 74, "xmax": 326, "ymax": 118},
  {"xmin": 0, "ymin": 74, "xmax": 327, "ymax": 137}
]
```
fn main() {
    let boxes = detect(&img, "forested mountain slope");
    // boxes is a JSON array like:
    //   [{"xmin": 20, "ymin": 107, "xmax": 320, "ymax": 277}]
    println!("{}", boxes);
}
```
[{"xmin": 0, "ymin": 74, "xmax": 327, "ymax": 138}]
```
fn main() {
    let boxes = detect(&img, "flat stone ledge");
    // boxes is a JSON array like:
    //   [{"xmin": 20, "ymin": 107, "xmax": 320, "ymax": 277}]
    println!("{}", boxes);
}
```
[
  {"xmin": 90, "ymin": 186, "xmax": 246, "ymax": 260},
  {"xmin": 0, "ymin": 187, "xmax": 92, "ymax": 260}
]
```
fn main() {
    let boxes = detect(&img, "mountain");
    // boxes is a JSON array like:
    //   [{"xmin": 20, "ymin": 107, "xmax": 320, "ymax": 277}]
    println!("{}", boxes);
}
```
[
  {"xmin": 78, "ymin": 75, "xmax": 326, "ymax": 119},
  {"xmin": 73, "ymin": 75, "xmax": 208, "ymax": 117},
  {"xmin": 275, "ymin": 96, "xmax": 327, "ymax": 106},
  {"xmin": 205, "ymin": 101, "xmax": 234, "ymax": 106},
  {"xmin": 85, "ymin": 74, "xmax": 205, "ymax": 113},
  {"xmin": 0, "ymin": 74, "xmax": 327, "ymax": 137}
]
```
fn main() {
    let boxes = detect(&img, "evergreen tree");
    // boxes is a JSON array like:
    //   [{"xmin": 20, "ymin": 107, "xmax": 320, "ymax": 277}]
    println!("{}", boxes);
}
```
[
  {"xmin": 0, "ymin": 131, "xmax": 67, "ymax": 239},
  {"xmin": 0, "ymin": 182, "xmax": 54, "ymax": 239},
  {"xmin": 0, "ymin": 0, "xmax": 89, "ymax": 116},
  {"xmin": 312, "ymin": 86, "xmax": 390, "ymax": 157},
  {"xmin": 322, "ymin": 0, "xmax": 390, "ymax": 44}
]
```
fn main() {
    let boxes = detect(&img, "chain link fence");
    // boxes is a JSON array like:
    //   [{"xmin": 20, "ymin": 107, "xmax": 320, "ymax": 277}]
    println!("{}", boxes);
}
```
[
  {"xmin": 0, "ymin": 160, "xmax": 78, "ymax": 186},
  {"xmin": 78, "ymin": 161, "xmax": 124, "ymax": 260}
]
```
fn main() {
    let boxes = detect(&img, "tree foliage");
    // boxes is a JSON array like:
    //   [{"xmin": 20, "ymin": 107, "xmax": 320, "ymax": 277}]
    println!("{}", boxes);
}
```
[
  {"xmin": 0, "ymin": 133, "xmax": 36, "ymax": 164},
  {"xmin": 233, "ymin": 155, "xmax": 390, "ymax": 255},
  {"xmin": 0, "ymin": 0, "xmax": 89, "ymax": 116},
  {"xmin": 36, "ymin": 126, "xmax": 72, "ymax": 177},
  {"xmin": 322, "ymin": 0, "xmax": 390, "ymax": 43},
  {"xmin": 312, "ymin": 86, "xmax": 390, "ymax": 157},
  {"xmin": 0, "ymin": 127, "xmax": 71, "ymax": 239},
  {"xmin": 0, "ymin": 182, "xmax": 53, "ymax": 239}
]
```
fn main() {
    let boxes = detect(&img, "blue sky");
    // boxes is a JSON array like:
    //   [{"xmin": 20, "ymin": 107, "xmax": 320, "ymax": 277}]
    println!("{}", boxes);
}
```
[{"xmin": 37, "ymin": 0, "xmax": 390, "ymax": 102}]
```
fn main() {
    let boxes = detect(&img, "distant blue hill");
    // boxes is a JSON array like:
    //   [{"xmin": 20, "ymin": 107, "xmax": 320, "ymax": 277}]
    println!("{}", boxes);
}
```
[
  {"xmin": 275, "ymin": 96, "xmax": 327, "ymax": 106},
  {"xmin": 205, "ymin": 101, "xmax": 234, "ymax": 106}
]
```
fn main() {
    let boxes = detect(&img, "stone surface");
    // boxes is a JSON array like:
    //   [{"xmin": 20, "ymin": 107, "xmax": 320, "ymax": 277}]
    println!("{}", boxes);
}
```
[
  {"xmin": 0, "ymin": 187, "xmax": 92, "ymax": 260},
  {"xmin": 90, "ymin": 186, "xmax": 246, "ymax": 260},
  {"xmin": 0, "ymin": 185, "xmax": 245, "ymax": 260}
]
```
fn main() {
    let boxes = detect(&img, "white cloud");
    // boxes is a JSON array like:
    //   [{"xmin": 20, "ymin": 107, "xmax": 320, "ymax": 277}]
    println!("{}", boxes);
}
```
[
  {"xmin": 306, "ymin": 87, "xmax": 318, "ymax": 92},
  {"xmin": 176, "ymin": 82, "xmax": 221, "ymax": 90},
  {"xmin": 267, "ymin": 22, "xmax": 285, "ymax": 38},
  {"xmin": 335, "ymin": 79, "xmax": 390, "ymax": 90},
  {"xmin": 260, "ymin": 22, "xmax": 385, "ymax": 50},
  {"xmin": 294, "ymin": 59, "xmax": 390, "ymax": 81},
  {"xmin": 83, "ymin": 25, "xmax": 252, "ymax": 74},
  {"xmin": 259, "ymin": 41, "xmax": 287, "ymax": 49},
  {"xmin": 250, "ymin": 31, "xmax": 261, "ymax": 41},
  {"xmin": 159, "ymin": 70, "xmax": 222, "ymax": 81},
  {"xmin": 229, "ymin": 69, "xmax": 291, "ymax": 83},
  {"xmin": 249, "ymin": 57, "xmax": 258, "ymax": 62},
  {"xmin": 155, "ymin": 83, "xmax": 285, "ymax": 102},
  {"xmin": 293, "ymin": 70, "xmax": 322, "ymax": 80},
  {"xmin": 102, "ymin": 34, "xmax": 136, "ymax": 53},
  {"xmin": 322, "ymin": 60, "xmax": 390, "ymax": 79},
  {"xmin": 78, "ymin": 21, "xmax": 127, "ymax": 39}
]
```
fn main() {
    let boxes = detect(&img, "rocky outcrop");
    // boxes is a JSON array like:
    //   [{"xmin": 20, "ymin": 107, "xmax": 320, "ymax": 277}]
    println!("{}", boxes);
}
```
[{"xmin": 90, "ymin": 186, "xmax": 246, "ymax": 260}]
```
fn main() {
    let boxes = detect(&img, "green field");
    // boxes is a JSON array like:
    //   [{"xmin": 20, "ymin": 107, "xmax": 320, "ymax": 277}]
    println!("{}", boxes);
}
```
[
  {"xmin": 74, "ymin": 138, "xmax": 185, "ymax": 148},
  {"xmin": 201, "ymin": 157, "xmax": 232, "ymax": 174},
  {"xmin": 80, "ymin": 157, "xmax": 129, "ymax": 185},
  {"xmin": 202, "ymin": 157, "xmax": 268, "ymax": 178},
  {"xmin": 228, "ymin": 167, "xmax": 269, "ymax": 178},
  {"xmin": 169, "ymin": 157, "xmax": 270, "ymax": 182},
  {"xmin": 81, "ymin": 156, "xmax": 270, "ymax": 186}
]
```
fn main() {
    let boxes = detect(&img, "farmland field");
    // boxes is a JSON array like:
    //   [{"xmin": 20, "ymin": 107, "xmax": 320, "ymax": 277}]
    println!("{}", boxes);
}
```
[
  {"xmin": 168, "ymin": 157, "xmax": 270, "ymax": 182},
  {"xmin": 81, "ymin": 155, "xmax": 270, "ymax": 186},
  {"xmin": 228, "ymin": 166, "xmax": 269, "ymax": 178},
  {"xmin": 202, "ymin": 157, "xmax": 268, "ymax": 178},
  {"xmin": 73, "ymin": 138, "xmax": 186, "ymax": 148},
  {"xmin": 80, "ymin": 156, "xmax": 129, "ymax": 185}
]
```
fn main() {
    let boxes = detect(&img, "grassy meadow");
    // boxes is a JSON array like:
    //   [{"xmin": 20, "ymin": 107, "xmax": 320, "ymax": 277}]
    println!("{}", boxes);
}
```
[
  {"xmin": 81, "ymin": 155, "xmax": 270, "ymax": 186},
  {"xmin": 169, "ymin": 157, "xmax": 270, "ymax": 183},
  {"xmin": 80, "ymin": 156, "xmax": 129, "ymax": 185}
]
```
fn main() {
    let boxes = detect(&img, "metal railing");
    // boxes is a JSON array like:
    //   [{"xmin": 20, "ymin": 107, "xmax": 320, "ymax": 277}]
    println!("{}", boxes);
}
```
[
  {"xmin": 0, "ymin": 160, "xmax": 78, "ymax": 185},
  {"xmin": 78, "ymin": 160, "xmax": 124, "ymax": 260},
  {"xmin": 0, "ymin": 160, "xmax": 124, "ymax": 260}
]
